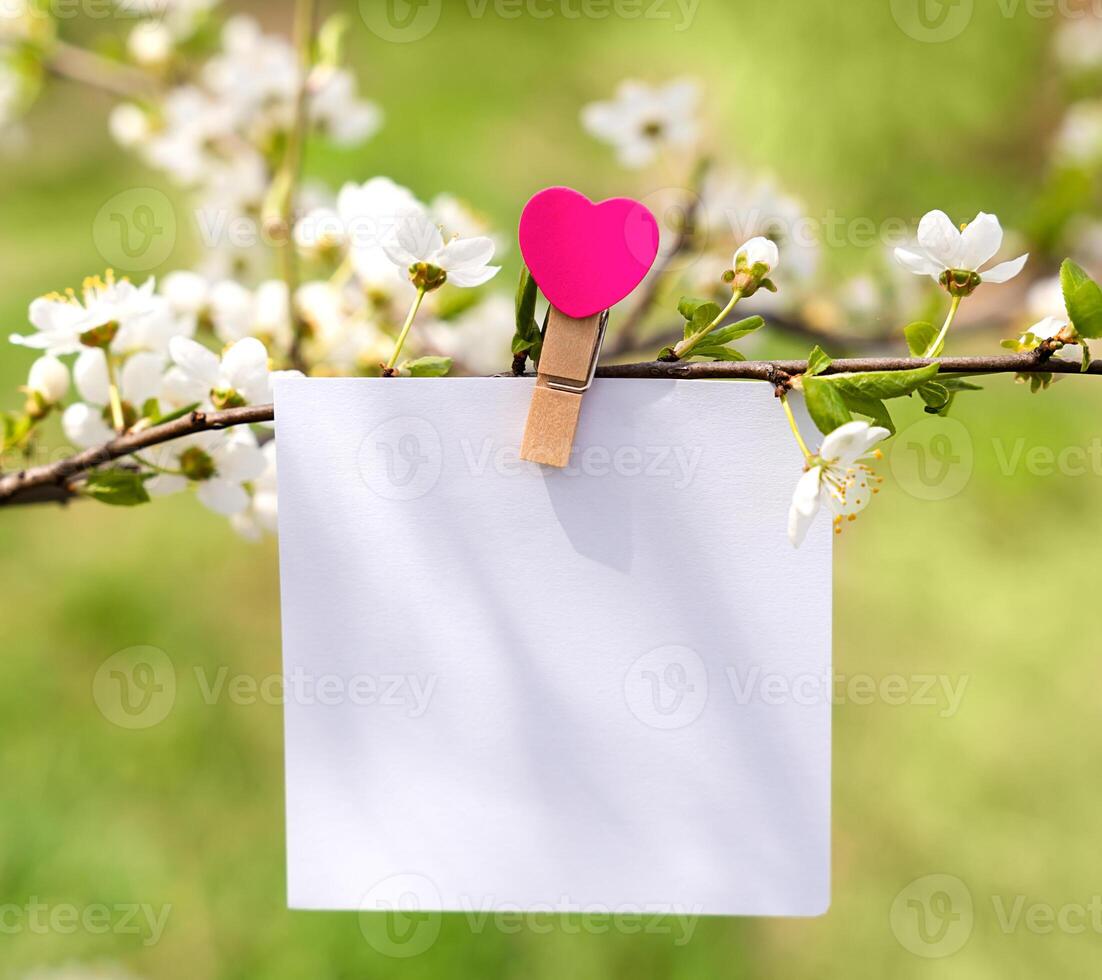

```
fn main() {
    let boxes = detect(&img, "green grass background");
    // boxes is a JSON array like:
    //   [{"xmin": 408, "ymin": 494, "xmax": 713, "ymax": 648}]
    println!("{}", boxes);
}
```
[{"xmin": 2, "ymin": 0, "xmax": 1101, "ymax": 976}]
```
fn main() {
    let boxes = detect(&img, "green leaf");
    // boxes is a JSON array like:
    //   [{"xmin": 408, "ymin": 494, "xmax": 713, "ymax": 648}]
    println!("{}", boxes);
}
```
[
  {"xmin": 82, "ymin": 469, "xmax": 150, "ymax": 507},
  {"xmin": 513, "ymin": 266, "xmax": 542, "ymax": 368},
  {"xmin": 683, "ymin": 301, "xmax": 722, "ymax": 339},
  {"xmin": 904, "ymin": 321, "xmax": 938, "ymax": 357},
  {"xmin": 401, "ymin": 356, "xmax": 452, "ymax": 378},
  {"xmin": 677, "ymin": 296, "xmax": 714, "ymax": 321},
  {"xmin": 1060, "ymin": 259, "xmax": 1102, "ymax": 339},
  {"xmin": 2, "ymin": 412, "xmax": 32, "ymax": 452},
  {"xmin": 153, "ymin": 402, "xmax": 200, "ymax": 425},
  {"xmin": 707, "ymin": 315, "xmax": 764, "ymax": 347},
  {"xmin": 805, "ymin": 345, "xmax": 833, "ymax": 377},
  {"xmin": 141, "ymin": 398, "xmax": 161, "ymax": 421},
  {"xmin": 691, "ymin": 345, "xmax": 747, "ymax": 362},
  {"xmin": 803, "ymin": 376, "xmax": 852, "ymax": 434},
  {"xmin": 840, "ymin": 391, "xmax": 895, "ymax": 434},
  {"xmin": 816, "ymin": 363, "xmax": 940, "ymax": 401},
  {"xmin": 937, "ymin": 377, "xmax": 983, "ymax": 392}
]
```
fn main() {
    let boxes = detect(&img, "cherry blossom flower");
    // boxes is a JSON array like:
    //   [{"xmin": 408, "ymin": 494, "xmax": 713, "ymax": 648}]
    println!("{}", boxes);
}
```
[
  {"xmin": 146, "ymin": 427, "xmax": 267, "ymax": 516},
  {"xmin": 384, "ymin": 209, "xmax": 500, "ymax": 289},
  {"xmin": 62, "ymin": 349, "xmax": 166, "ymax": 448},
  {"xmin": 334, "ymin": 176, "xmax": 424, "ymax": 291},
  {"xmin": 421, "ymin": 294, "xmax": 515, "ymax": 375},
  {"xmin": 207, "ymin": 279, "xmax": 291, "ymax": 347},
  {"xmin": 230, "ymin": 440, "xmax": 277, "ymax": 540},
  {"xmin": 310, "ymin": 68, "xmax": 382, "ymax": 146},
  {"xmin": 163, "ymin": 336, "xmax": 275, "ymax": 409},
  {"xmin": 11, "ymin": 274, "xmax": 162, "ymax": 356},
  {"xmin": 788, "ymin": 421, "xmax": 890, "ymax": 548},
  {"xmin": 25, "ymin": 355, "xmax": 69, "ymax": 405},
  {"xmin": 581, "ymin": 78, "xmax": 700, "ymax": 168},
  {"xmin": 894, "ymin": 210, "xmax": 1028, "ymax": 294}
]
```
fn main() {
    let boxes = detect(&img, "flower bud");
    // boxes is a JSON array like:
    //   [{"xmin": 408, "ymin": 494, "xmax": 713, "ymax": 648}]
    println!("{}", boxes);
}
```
[
  {"xmin": 729, "ymin": 236, "xmax": 780, "ymax": 297},
  {"xmin": 26, "ymin": 355, "xmax": 69, "ymax": 405},
  {"xmin": 127, "ymin": 21, "xmax": 173, "ymax": 68}
]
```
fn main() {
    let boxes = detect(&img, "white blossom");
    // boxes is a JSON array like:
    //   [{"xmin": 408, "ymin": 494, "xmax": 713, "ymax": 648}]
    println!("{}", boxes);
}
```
[
  {"xmin": 384, "ymin": 209, "xmax": 500, "ymax": 288},
  {"xmin": 310, "ymin": 67, "xmax": 382, "ymax": 146},
  {"xmin": 164, "ymin": 335, "xmax": 275, "ymax": 409},
  {"xmin": 421, "ymin": 294, "xmax": 515, "ymax": 375},
  {"xmin": 11, "ymin": 274, "xmax": 163, "ymax": 356},
  {"xmin": 127, "ymin": 21, "xmax": 174, "ymax": 66},
  {"xmin": 335, "ymin": 177, "xmax": 424, "ymax": 294},
  {"xmin": 894, "ymin": 210, "xmax": 1028, "ymax": 286},
  {"xmin": 61, "ymin": 349, "xmax": 166, "ymax": 448},
  {"xmin": 788, "ymin": 421, "xmax": 889, "ymax": 548},
  {"xmin": 734, "ymin": 236, "xmax": 779, "ymax": 274},
  {"xmin": 1056, "ymin": 101, "xmax": 1102, "ymax": 168},
  {"xmin": 146, "ymin": 427, "xmax": 267, "ymax": 516},
  {"xmin": 26, "ymin": 355, "xmax": 69, "ymax": 404},
  {"xmin": 208, "ymin": 279, "xmax": 291, "ymax": 347},
  {"xmin": 230, "ymin": 440, "xmax": 277, "ymax": 540},
  {"xmin": 581, "ymin": 78, "xmax": 700, "ymax": 168}
]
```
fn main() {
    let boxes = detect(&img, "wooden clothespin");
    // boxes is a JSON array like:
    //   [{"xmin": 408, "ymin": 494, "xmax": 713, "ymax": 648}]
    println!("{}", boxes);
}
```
[
  {"xmin": 520, "ymin": 307, "xmax": 608, "ymax": 467},
  {"xmin": 517, "ymin": 187, "xmax": 659, "ymax": 468}
]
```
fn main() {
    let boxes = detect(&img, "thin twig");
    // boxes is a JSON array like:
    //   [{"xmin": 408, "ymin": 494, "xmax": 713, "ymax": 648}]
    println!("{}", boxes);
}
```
[
  {"xmin": 0, "ymin": 352, "xmax": 1094, "ymax": 508},
  {"xmin": 263, "ymin": 0, "xmax": 319, "ymax": 373},
  {"xmin": 45, "ymin": 40, "xmax": 158, "ymax": 100}
]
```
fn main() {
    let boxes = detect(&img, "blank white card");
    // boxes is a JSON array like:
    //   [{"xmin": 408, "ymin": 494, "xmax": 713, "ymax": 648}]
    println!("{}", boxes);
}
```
[{"xmin": 275, "ymin": 378, "xmax": 831, "ymax": 917}]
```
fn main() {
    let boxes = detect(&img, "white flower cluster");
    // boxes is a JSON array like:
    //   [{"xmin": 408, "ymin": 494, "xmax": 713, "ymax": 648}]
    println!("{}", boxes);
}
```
[
  {"xmin": 108, "ymin": 14, "xmax": 381, "ymax": 278},
  {"xmin": 9, "ymin": 270, "xmax": 288, "ymax": 535}
]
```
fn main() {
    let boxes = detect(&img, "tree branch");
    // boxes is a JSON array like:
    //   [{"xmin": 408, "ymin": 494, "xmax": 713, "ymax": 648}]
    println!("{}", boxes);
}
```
[
  {"xmin": 45, "ymin": 40, "xmax": 158, "ymax": 100},
  {"xmin": 0, "ymin": 352, "xmax": 1094, "ymax": 509}
]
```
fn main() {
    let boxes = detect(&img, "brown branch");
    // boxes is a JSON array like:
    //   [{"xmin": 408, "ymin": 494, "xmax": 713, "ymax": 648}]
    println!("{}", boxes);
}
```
[
  {"xmin": 1, "ymin": 352, "xmax": 1095, "ymax": 508},
  {"xmin": 45, "ymin": 40, "xmax": 158, "ymax": 101},
  {"xmin": 263, "ymin": 0, "xmax": 319, "ymax": 373},
  {"xmin": 0, "ymin": 405, "xmax": 272, "ymax": 507}
]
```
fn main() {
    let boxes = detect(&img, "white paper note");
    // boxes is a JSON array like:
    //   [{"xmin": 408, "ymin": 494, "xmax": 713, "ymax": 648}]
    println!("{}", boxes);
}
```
[{"xmin": 275, "ymin": 378, "xmax": 831, "ymax": 918}]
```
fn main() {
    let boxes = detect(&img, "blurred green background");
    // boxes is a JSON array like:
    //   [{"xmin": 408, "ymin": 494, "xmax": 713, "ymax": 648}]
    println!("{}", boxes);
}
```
[{"xmin": 2, "ymin": 0, "xmax": 1101, "ymax": 976}]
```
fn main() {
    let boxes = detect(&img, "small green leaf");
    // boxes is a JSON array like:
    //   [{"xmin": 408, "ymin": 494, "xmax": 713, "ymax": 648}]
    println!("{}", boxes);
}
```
[
  {"xmin": 82, "ymin": 469, "xmax": 150, "ymax": 507},
  {"xmin": 141, "ymin": 398, "xmax": 161, "ymax": 421},
  {"xmin": 803, "ymin": 376, "xmax": 852, "ymax": 434},
  {"xmin": 707, "ymin": 315, "xmax": 764, "ymax": 347},
  {"xmin": 936, "ymin": 377, "xmax": 983, "ymax": 392},
  {"xmin": 513, "ymin": 266, "xmax": 542, "ymax": 368},
  {"xmin": 817, "ymin": 363, "xmax": 940, "ymax": 401},
  {"xmin": 153, "ymin": 402, "xmax": 201, "ymax": 425},
  {"xmin": 1060, "ymin": 259, "xmax": 1102, "ymax": 339},
  {"xmin": 805, "ymin": 345, "xmax": 833, "ymax": 377},
  {"xmin": 840, "ymin": 391, "xmax": 895, "ymax": 434},
  {"xmin": 684, "ymin": 301, "xmax": 722, "ymax": 339},
  {"xmin": 677, "ymin": 296, "xmax": 714, "ymax": 321},
  {"xmin": 904, "ymin": 321, "xmax": 938, "ymax": 357},
  {"xmin": 401, "ymin": 356, "xmax": 452, "ymax": 378},
  {"xmin": 691, "ymin": 345, "xmax": 747, "ymax": 362}
]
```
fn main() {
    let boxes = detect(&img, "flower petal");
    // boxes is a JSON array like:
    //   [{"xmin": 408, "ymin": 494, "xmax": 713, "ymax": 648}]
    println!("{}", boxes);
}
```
[
  {"xmin": 980, "ymin": 253, "xmax": 1028, "ymax": 284},
  {"xmin": 788, "ymin": 468, "xmax": 823, "ymax": 547},
  {"xmin": 958, "ymin": 212, "xmax": 1003, "ymax": 271},
  {"xmin": 198, "ymin": 478, "xmax": 249, "ymax": 515},
  {"xmin": 436, "ymin": 235, "xmax": 495, "ymax": 272},
  {"xmin": 916, "ymin": 210, "xmax": 962, "ymax": 269},
  {"xmin": 73, "ymin": 348, "xmax": 110, "ymax": 406},
  {"xmin": 120, "ymin": 351, "xmax": 166, "ymax": 407},
  {"xmin": 893, "ymin": 247, "xmax": 943, "ymax": 278},
  {"xmin": 820, "ymin": 420, "xmax": 878, "ymax": 465},
  {"xmin": 446, "ymin": 264, "xmax": 501, "ymax": 288},
  {"xmin": 169, "ymin": 336, "xmax": 221, "ymax": 386},
  {"xmin": 61, "ymin": 402, "xmax": 114, "ymax": 449}
]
